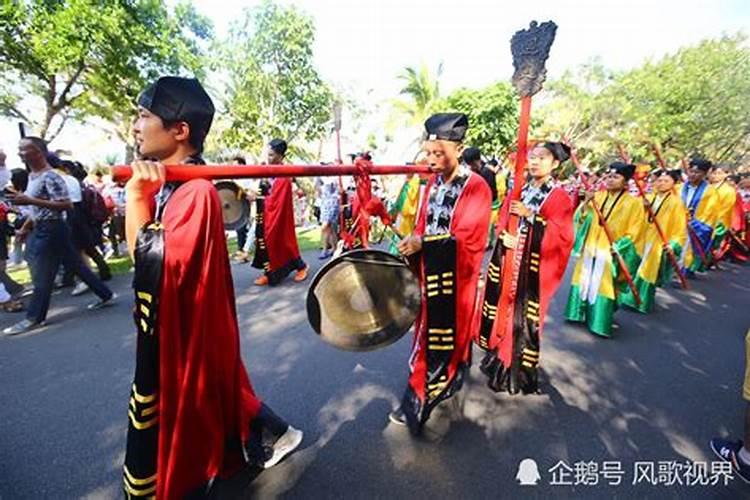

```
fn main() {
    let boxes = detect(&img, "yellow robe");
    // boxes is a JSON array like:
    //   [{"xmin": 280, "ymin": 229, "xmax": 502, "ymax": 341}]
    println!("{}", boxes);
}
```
[
  {"xmin": 565, "ymin": 190, "xmax": 645, "ymax": 337},
  {"xmin": 620, "ymin": 191, "xmax": 687, "ymax": 313},
  {"xmin": 680, "ymin": 182, "xmax": 718, "ymax": 272}
]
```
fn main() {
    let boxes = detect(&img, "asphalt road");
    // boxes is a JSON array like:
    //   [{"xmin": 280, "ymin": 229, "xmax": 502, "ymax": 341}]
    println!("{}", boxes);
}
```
[{"xmin": 1, "ymin": 249, "xmax": 749, "ymax": 499}]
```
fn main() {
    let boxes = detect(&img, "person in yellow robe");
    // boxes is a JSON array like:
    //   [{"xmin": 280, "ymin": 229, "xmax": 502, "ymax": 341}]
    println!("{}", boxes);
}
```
[
  {"xmin": 565, "ymin": 162, "xmax": 645, "ymax": 338},
  {"xmin": 709, "ymin": 164, "xmax": 738, "ymax": 262},
  {"xmin": 620, "ymin": 169, "xmax": 687, "ymax": 313},
  {"xmin": 680, "ymin": 158, "xmax": 719, "ymax": 275},
  {"xmin": 388, "ymin": 171, "xmax": 428, "ymax": 254}
]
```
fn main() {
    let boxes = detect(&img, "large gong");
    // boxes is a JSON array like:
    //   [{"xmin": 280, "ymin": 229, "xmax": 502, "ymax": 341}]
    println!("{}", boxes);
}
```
[
  {"xmin": 306, "ymin": 249, "xmax": 421, "ymax": 351},
  {"xmin": 215, "ymin": 181, "xmax": 250, "ymax": 230}
]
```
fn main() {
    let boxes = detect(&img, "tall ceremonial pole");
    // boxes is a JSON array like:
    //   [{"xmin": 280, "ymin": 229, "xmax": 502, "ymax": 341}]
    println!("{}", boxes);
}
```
[
  {"xmin": 569, "ymin": 144, "xmax": 644, "ymax": 303},
  {"xmin": 495, "ymin": 20, "xmax": 557, "ymax": 326}
]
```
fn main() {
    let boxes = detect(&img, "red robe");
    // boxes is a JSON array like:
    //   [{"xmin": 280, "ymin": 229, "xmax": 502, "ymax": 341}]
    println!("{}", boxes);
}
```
[
  {"xmin": 253, "ymin": 177, "xmax": 305, "ymax": 285},
  {"xmin": 402, "ymin": 171, "xmax": 491, "ymax": 433},
  {"xmin": 728, "ymin": 190, "xmax": 749, "ymax": 262},
  {"xmin": 477, "ymin": 184, "xmax": 574, "ymax": 394},
  {"xmin": 124, "ymin": 180, "xmax": 262, "ymax": 499}
]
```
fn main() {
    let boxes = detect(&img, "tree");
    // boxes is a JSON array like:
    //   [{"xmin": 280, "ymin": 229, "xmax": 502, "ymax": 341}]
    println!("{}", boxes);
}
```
[
  {"xmin": 0, "ymin": 0, "xmax": 212, "ymax": 145},
  {"xmin": 389, "ymin": 62, "xmax": 443, "ymax": 128},
  {"xmin": 220, "ymin": 0, "xmax": 334, "ymax": 159},
  {"xmin": 609, "ymin": 33, "xmax": 750, "ymax": 165},
  {"xmin": 537, "ymin": 35, "xmax": 750, "ymax": 168},
  {"xmin": 438, "ymin": 82, "xmax": 519, "ymax": 157}
]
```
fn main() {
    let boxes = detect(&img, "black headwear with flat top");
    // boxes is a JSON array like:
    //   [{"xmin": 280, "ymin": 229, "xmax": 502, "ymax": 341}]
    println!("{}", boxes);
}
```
[
  {"xmin": 423, "ymin": 113, "xmax": 469, "ymax": 142},
  {"xmin": 138, "ymin": 76, "xmax": 215, "ymax": 147},
  {"xmin": 608, "ymin": 161, "xmax": 636, "ymax": 180}
]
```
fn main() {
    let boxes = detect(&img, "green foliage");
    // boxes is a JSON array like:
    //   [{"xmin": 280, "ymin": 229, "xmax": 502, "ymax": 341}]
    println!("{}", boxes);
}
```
[
  {"xmin": 220, "ymin": 0, "xmax": 334, "ymax": 159},
  {"xmin": 0, "ymin": 0, "xmax": 212, "ymax": 142},
  {"xmin": 438, "ymin": 82, "xmax": 519, "ymax": 157},
  {"xmin": 389, "ymin": 62, "xmax": 443, "ymax": 127},
  {"xmin": 538, "ymin": 34, "xmax": 750, "ymax": 168}
]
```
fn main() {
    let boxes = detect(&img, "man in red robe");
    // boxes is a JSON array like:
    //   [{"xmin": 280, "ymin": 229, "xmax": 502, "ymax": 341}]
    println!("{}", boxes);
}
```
[
  {"xmin": 252, "ymin": 139, "xmax": 309, "ymax": 286},
  {"xmin": 390, "ymin": 113, "xmax": 492, "ymax": 435},
  {"xmin": 476, "ymin": 142, "xmax": 575, "ymax": 394},
  {"xmin": 123, "ymin": 76, "xmax": 302, "ymax": 499}
]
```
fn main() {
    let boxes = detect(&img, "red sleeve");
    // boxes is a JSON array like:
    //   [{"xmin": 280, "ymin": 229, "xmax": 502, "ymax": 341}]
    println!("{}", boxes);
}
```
[{"xmin": 538, "ymin": 187, "xmax": 575, "ymax": 305}]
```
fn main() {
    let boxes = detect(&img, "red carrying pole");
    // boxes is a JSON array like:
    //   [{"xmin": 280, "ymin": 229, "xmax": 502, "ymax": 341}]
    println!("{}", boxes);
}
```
[
  {"xmin": 111, "ymin": 163, "xmax": 431, "ymax": 183},
  {"xmin": 571, "ymin": 147, "xmax": 642, "ymax": 305}
]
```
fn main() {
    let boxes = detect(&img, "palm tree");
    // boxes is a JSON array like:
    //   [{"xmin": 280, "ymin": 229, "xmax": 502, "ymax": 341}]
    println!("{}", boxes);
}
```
[{"xmin": 390, "ymin": 62, "xmax": 443, "ymax": 127}]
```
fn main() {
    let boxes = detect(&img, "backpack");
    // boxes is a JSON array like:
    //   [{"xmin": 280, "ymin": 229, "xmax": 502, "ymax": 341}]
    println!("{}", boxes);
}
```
[{"xmin": 82, "ymin": 185, "xmax": 110, "ymax": 224}]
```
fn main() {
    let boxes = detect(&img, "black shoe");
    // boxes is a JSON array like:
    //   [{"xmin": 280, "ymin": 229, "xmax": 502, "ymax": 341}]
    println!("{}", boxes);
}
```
[
  {"xmin": 709, "ymin": 437, "xmax": 750, "ymax": 484},
  {"xmin": 388, "ymin": 408, "xmax": 407, "ymax": 426}
]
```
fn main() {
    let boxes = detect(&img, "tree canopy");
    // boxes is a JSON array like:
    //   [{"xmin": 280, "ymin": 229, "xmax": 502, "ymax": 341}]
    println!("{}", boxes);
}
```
[
  {"xmin": 0, "ymin": 0, "xmax": 212, "ymax": 142},
  {"xmin": 219, "ymin": 0, "xmax": 334, "ymax": 159}
]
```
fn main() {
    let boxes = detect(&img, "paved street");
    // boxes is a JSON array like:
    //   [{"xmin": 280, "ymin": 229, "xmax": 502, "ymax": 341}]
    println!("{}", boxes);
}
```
[{"xmin": 1, "ymin": 250, "xmax": 748, "ymax": 499}]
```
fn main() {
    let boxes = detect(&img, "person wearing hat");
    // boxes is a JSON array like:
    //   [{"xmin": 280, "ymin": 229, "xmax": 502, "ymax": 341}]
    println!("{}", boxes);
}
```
[
  {"xmin": 565, "ymin": 161, "xmax": 645, "ymax": 338},
  {"xmin": 680, "ymin": 157, "xmax": 719, "ymax": 275},
  {"xmin": 708, "ymin": 164, "xmax": 738, "ymax": 263},
  {"xmin": 476, "ymin": 141, "xmax": 575, "ymax": 394},
  {"xmin": 619, "ymin": 169, "xmax": 687, "ymax": 313},
  {"xmin": 123, "ymin": 76, "xmax": 303, "ymax": 498},
  {"xmin": 250, "ymin": 138, "xmax": 309, "ymax": 285},
  {"xmin": 390, "ymin": 113, "xmax": 492, "ymax": 434}
]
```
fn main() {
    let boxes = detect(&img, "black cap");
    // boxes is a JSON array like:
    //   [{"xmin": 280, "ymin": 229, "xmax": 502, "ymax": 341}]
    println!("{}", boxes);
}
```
[
  {"xmin": 138, "ymin": 76, "xmax": 214, "ymax": 146},
  {"xmin": 655, "ymin": 168, "xmax": 682, "ymax": 183},
  {"xmin": 423, "ymin": 113, "xmax": 469, "ymax": 142},
  {"xmin": 269, "ymin": 139, "xmax": 288, "ymax": 156},
  {"xmin": 608, "ymin": 161, "xmax": 636, "ymax": 180},
  {"xmin": 542, "ymin": 142, "xmax": 571, "ymax": 163},
  {"xmin": 462, "ymin": 146, "xmax": 482, "ymax": 164},
  {"xmin": 689, "ymin": 157, "xmax": 712, "ymax": 172}
]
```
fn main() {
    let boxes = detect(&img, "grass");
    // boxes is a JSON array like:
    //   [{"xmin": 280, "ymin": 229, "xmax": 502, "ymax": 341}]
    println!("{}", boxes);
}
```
[{"xmin": 7, "ymin": 226, "xmax": 323, "ymax": 285}]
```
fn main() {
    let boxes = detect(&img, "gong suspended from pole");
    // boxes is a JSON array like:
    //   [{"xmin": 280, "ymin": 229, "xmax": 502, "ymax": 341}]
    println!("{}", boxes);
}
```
[
  {"xmin": 306, "ymin": 249, "xmax": 421, "ymax": 351},
  {"xmin": 215, "ymin": 181, "xmax": 250, "ymax": 230}
]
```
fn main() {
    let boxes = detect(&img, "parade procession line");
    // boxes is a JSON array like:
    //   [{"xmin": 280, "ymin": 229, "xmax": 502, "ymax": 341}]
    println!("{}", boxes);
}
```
[{"xmin": 0, "ymin": 249, "xmax": 748, "ymax": 499}]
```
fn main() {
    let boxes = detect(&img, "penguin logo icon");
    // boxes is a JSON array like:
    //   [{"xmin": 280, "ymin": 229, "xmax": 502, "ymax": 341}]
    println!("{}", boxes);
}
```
[{"xmin": 516, "ymin": 458, "xmax": 541, "ymax": 485}]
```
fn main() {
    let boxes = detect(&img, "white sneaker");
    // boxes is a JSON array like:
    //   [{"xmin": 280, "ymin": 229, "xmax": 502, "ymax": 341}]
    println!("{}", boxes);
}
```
[
  {"xmin": 263, "ymin": 426, "xmax": 303, "ymax": 469},
  {"xmin": 71, "ymin": 283, "xmax": 89, "ymax": 296}
]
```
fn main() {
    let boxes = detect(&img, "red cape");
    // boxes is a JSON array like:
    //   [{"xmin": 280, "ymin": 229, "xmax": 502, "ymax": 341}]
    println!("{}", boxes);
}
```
[
  {"xmin": 408, "ymin": 173, "xmax": 491, "ymax": 402},
  {"xmin": 492, "ymin": 185, "xmax": 574, "ymax": 362},
  {"xmin": 158, "ymin": 180, "xmax": 261, "ymax": 498},
  {"xmin": 264, "ymin": 178, "xmax": 302, "ymax": 272}
]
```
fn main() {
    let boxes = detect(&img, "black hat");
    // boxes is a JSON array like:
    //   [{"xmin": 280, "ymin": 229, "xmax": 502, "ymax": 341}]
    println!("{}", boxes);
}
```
[
  {"xmin": 138, "ymin": 76, "xmax": 215, "ymax": 146},
  {"xmin": 608, "ymin": 161, "xmax": 636, "ymax": 180},
  {"xmin": 542, "ymin": 141, "xmax": 571, "ymax": 163},
  {"xmin": 269, "ymin": 139, "xmax": 288, "ymax": 156},
  {"xmin": 423, "ymin": 113, "xmax": 469, "ymax": 142},
  {"xmin": 487, "ymin": 158, "xmax": 499, "ymax": 167},
  {"xmin": 655, "ymin": 168, "xmax": 682, "ymax": 183},
  {"xmin": 462, "ymin": 146, "xmax": 482, "ymax": 164},
  {"xmin": 689, "ymin": 157, "xmax": 712, "ymax": 172}
]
